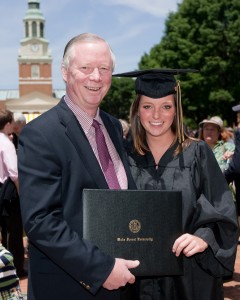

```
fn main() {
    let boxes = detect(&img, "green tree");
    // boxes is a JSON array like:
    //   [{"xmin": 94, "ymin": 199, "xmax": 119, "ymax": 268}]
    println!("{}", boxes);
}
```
[
  {"xmin": 101, "ymin": 77, "xmax": 135, "ymax": 120},
  {"xmin": 139, "ymin": 0, "xmax": 240, "ymax": 128}
]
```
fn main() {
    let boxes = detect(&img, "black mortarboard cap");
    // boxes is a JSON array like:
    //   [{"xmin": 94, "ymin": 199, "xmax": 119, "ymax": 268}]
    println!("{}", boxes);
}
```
[{"xmin": 113, "ymin": 69, "xmax": 198, "ymax": 98}]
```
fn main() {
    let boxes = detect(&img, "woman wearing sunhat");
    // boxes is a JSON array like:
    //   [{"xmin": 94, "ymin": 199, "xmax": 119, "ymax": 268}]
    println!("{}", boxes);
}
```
[
  {"xmin": 114, "ymin": 69, "xmax": 238, "ymax": 300},
  {"xmin": 199, "ymin": 116, "xmax": 235, "ymax": 172}
]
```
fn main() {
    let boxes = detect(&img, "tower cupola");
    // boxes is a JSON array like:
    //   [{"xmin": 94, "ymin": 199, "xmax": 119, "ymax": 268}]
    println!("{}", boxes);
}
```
[
  {"xmin": 24, "ymin": 0, "xmax": 45, "ymax": 39},
  {"xmin": 18, "ymin": 0, "xmax": 53, "ymax": 97}
]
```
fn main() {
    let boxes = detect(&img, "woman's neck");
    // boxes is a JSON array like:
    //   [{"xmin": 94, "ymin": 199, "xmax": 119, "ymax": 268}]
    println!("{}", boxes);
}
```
[{"xmin": 147, "ymin": 132, "xmax": 176, "ymax": 165}]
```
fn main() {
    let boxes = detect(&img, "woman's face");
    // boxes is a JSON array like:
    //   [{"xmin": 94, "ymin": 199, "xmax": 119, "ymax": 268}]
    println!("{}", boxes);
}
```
[
  {"xmin": 202, "ymin": 123, "xmax": 220, "ymax": 146},
  {"xmin": 138, "ymin": 94, "xmax": 175, "ymax": 140}
]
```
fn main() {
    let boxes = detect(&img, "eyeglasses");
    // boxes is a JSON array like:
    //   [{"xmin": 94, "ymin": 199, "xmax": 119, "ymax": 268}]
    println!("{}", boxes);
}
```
[{"xmin": 79, "ymin": 66, "xmax": 112, "ymax": 75}]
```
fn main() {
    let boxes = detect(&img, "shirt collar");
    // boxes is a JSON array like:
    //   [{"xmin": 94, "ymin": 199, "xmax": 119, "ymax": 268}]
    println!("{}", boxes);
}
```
[{"xmin": 64, "ymin": 94, "xmax": 102, "ymax": 133}]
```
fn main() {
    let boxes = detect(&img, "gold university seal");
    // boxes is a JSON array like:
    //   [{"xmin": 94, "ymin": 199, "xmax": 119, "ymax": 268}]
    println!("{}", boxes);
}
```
[{"xmin": 129, "ymin": 219, "xmax": 141, "ymax": 233}]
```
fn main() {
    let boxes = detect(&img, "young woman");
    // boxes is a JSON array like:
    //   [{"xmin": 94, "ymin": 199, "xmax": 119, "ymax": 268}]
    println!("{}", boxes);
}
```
[{"xmin": 114, "ymin": 69, "xmax": 239, "ymax": 300}]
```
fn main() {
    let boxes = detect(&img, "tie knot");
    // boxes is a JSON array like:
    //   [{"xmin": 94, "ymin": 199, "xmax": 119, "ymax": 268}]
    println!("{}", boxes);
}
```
[{"xmin": 92, "ymin": 119, "xmax": 101, "ymax": 130}]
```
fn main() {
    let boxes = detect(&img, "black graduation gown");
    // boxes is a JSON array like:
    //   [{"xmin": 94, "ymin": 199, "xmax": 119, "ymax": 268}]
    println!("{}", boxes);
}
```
[{"xmin": 126, "ymin": 140, "xmax": 238, "ymax": 300}]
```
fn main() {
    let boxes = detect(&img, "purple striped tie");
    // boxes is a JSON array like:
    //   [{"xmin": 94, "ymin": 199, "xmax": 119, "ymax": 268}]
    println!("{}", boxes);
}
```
[{"xmin": 92, "ymin": 119, "xmax": 120, "ymax": 189}]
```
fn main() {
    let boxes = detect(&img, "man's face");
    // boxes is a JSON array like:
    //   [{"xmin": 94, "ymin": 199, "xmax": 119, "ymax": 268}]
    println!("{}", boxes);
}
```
[
  {"xmin": 61, "ymin": 41, "xmax": 113, "ymax": 117},
  {"xmin": 13, "ymin": 122, "xmax": 25, "ymax": 136}
]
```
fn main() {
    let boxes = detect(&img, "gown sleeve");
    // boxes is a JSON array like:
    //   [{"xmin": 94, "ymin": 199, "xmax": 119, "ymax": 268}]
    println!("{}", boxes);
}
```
[{"xmin": 190, "ymin": 141, "xmax": 239, "ymax": 277}]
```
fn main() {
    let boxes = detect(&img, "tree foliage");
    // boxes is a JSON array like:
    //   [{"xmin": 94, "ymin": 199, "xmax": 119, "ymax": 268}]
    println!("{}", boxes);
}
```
[{"xmin": 139, "ymin": 0, "xmax": 240, "ymax": 128}]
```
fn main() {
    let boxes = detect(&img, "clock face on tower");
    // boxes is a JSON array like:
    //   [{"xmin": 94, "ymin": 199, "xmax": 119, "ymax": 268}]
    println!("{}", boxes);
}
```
[{"xmin": 31, "ymin": 43, "xmax": 39, "ymax": 52}]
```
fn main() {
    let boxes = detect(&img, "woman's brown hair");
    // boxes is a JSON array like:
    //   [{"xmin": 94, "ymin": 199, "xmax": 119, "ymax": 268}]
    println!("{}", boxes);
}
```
[{"xmin": 129, "ymin": 94, "xmax": 195, "ymax": 156}]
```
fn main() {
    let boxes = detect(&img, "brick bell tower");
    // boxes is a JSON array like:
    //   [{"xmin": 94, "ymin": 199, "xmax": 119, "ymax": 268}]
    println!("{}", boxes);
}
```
[{"xmin": 18, "ymin": 0, "xmax": 53, "ymax": 97}]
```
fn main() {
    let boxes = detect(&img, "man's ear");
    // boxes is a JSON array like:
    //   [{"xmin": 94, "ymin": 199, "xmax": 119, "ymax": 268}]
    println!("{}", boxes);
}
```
[{"xmin": 61, "ymin": 63, "xmax": 67, "ymax": 82}]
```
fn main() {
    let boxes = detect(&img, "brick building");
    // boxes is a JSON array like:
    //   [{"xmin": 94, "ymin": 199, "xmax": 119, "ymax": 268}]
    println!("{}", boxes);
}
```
[{"xmin": 0, "ymin": 0, "xmax": 64, "ymax": 122}]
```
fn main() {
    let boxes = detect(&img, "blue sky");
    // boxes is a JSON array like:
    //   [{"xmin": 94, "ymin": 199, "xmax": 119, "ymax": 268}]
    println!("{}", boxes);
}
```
[{"xmin": 0, "ymin": 0, "xmax": 180, "ymax": 89}]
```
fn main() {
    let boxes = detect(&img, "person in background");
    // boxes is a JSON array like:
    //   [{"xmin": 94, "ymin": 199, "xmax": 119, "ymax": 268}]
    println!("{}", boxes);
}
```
[
  {"xmin": 232, "ymin": 103, "xmax": 240, "ymax": 130},
  {"xmin": 0, "ymin": 109, "xmax": 18, "ymax": 191},
  {"xmin": 11, "ymin": 112, "xmax": 27, "ymax": 276},
  {"xmin": 119, "ymin": 119, "xmax": 130, "ymax": 139},
  {"xmin": 12, "ymin": 113, "xmax": 26, "ymax": 150},
  {"xmin": 18, "ymin": 33, "xmax": 139, "ymax": 300},
  {"xmin": 0, "ymin": 109, "xmax": 26, "ymax": 279},
  {"xmin": 199, "ymin": 116, "xmax": 235, "ymax": 172},
  {"xmin": 225, "ymin": 104, "xmax": 240, "ymax": 228},
  {"xmin": 0, "ymin": 109, "xmax": 17, "ymax": 219},
  {"xmin": 0, "ymin": 228, "xmax": 24, "ymax": 300},
  {"xmin": 7, "ymin": 133, "xmax": 14, "ymax": 143},
  {"xmin": 13, "ymin": 113, "xmax": 27, "ymax": 256},
  {"xmin": 114, "ymin": 69, "xmax": 238, "ymax": 300},
  {"xmin": 221, "ymin": 127, "xmax": 235, "ymax": 144}
]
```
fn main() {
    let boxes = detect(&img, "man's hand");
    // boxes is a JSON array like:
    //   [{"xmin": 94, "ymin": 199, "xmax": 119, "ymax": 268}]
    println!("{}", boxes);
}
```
[
  {"xmin": 103, "ymin": 258, "xmax": 140, "ymax": 290},
  {"xmin": 172, "ymin": 233, "xmax": 208, "ymax": 257}
]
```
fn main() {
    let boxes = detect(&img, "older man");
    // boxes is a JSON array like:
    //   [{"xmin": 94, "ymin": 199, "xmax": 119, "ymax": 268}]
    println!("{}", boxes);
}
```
[{"xmin": 18, "ymin": 33, "xmax": 139, "ymax": 300}]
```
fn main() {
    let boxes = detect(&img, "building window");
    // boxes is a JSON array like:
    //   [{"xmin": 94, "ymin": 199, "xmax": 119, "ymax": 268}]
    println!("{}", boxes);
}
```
[
  {"xmin": 32, "ymin": 21, "xmax": 37, "ymax": 37},
  {"xmin": 22, "ymin": 112, "xmax": 41, "ymax": 123},
  {"xmin": 25, "ymin": 23, "xmax": 29, "ymax": 37},
  {"xmin": 31, "ymin": 65, "xmax": 40, "ymax": 78},
  {"xmin": 40, "ymin": 23, "xmax": 44, "ymax": 38}
]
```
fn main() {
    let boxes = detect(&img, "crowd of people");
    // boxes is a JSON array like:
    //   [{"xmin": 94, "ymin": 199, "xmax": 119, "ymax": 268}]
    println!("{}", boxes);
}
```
[
  {"xmin": 0, "ymin": 32, "xmax": 239, "ymax": 300},
  {"xmin": 0, "ymin": 110, "xmax": 26, "ymax": 299}
]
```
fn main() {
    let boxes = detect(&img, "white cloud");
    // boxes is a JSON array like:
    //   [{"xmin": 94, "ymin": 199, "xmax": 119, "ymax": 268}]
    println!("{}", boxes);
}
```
[{"xmin": 98, "ymin": 0, "xmax": 179, "ymax": 17}]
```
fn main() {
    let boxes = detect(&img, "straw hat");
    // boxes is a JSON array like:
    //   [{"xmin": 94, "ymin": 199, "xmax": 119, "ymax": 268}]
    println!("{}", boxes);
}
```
[{"xmin": 199, "ymin": 116, "xmax": 223, "ymax": 129}]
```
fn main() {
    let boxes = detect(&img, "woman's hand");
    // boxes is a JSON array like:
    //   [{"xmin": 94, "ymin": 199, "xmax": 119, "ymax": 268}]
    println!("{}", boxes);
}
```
[
  {"xmin": 172, "ymin": 233, "xmax": 208, "ymax": 257},
  {"xmin": 223, "ymin": 150, "xmax": 234, "ymax": 160}
]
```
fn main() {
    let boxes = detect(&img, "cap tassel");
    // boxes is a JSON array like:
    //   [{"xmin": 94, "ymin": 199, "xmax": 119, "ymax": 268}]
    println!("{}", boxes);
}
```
[{"xmin": 176, "ymin": 80, "xmax": 185, "ymax": 144}]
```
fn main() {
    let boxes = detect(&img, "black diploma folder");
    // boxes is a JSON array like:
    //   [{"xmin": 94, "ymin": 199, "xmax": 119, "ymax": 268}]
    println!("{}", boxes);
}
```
[{"xmin": 83, "ymin": 189, "xmax": 183, "ymax": 276}]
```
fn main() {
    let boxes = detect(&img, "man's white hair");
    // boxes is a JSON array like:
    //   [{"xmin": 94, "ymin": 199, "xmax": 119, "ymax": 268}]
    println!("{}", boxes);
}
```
[
  {"xmin": 13, "ymin": 113, "xmax": 26, "ymax": 124},
  {"xmin": 62, "ymin": 33, "xmax": 116, "ymax": 71}
]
